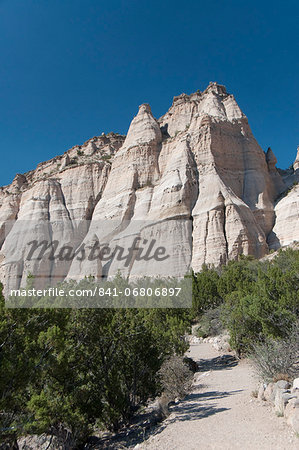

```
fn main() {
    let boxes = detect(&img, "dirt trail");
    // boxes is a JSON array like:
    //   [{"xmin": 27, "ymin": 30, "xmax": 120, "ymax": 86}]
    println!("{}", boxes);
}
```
[{"xmin": 140, "ymin": 343, "xmax": 298, "ymax": 450}]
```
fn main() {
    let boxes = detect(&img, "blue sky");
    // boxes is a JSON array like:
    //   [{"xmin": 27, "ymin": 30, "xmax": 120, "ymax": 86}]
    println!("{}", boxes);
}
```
[{"xmin": 0, "ymin": 0, "xmax": 298, "ymax": 186}]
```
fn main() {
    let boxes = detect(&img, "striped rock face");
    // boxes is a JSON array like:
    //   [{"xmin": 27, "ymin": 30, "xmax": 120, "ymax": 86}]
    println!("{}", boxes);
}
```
[{"xmin": 0, "ymin": 83, "xmax": 298, "ymax": 292}]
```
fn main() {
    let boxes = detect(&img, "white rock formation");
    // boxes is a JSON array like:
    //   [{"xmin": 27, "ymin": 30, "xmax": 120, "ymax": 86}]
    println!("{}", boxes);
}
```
[
  {"xmin": 0, "ymin": 83, "xmax": 297, "ymax": 291},
  {"xmin": 269, "ymin": 183, "xmax": 299, "ymax": 249},
  {"xmin": 294, "ymin": 147, "xmax": 299, "ymax": 171}
]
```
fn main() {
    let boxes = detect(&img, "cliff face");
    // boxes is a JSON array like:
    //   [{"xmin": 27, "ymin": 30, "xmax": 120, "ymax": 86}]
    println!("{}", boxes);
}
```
[{"xmin": 0, "ymin": 82, "xmax": 298, "ymax": 290}]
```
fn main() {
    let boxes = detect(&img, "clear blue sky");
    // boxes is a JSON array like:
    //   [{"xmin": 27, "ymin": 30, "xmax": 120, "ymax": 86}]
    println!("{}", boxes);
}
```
[{"xmin": 0, "ymin": 0, "xmax": 298, "ymax": 186}]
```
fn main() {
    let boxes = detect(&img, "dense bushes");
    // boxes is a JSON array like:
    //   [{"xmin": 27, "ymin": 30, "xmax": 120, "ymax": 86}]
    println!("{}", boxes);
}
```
[
  {"xmin": 192, "ymin": 250, "xmax": 299, "ymax": 357},
  {"xmin": 222, "ymin": 250, "xmax": 298, "ymax": 355},
  {"xmin": 191, "ymin": 265, "xmax": 222, "ymax": 316},
  {"xmin": 0, "ymin": 291, "xmax": 190, "ymax": 446}
]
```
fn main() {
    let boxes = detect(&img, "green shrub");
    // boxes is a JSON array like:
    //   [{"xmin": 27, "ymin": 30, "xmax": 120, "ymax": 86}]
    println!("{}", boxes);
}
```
[
  {"xmin": 221, "ymin": 251, "xmax": 299, "ymax": 354},
  {"xmin": 0, "ymin": 283, "xmax": 190, "ymax": 445},
  {"xmin": 196, "ymin": 307, "xmax": 224, "ymax": 338},
  {"xmin": 191, "ymin": 265, "xmax": 222, "ymax": 317},
  {"xmin": 191, "ymin": 250, "xmax": 299, "ymax": 355}
]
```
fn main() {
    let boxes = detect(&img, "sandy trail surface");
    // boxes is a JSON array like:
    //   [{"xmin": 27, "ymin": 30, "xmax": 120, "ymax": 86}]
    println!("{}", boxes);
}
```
[{"xmin": 140, "ymin": 343, "xmax": 298, "ymax": 450}]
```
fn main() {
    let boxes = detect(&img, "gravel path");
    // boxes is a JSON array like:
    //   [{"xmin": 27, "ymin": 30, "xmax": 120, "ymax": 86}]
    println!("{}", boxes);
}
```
[{"xmin": 139, "ymin": 343, "xmax": 298, "ymax": 450}]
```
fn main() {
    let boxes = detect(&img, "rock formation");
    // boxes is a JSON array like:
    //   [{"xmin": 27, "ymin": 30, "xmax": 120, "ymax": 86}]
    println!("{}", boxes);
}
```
[
  {"xmin": 268, "ymin": 183, "xmax": 299, "ymax": 249},
  {"xmin": 293, "ymin": 146, "xmax": 299, "ymax": 171},
  {"xmin": 0, "ymin": 82, "xmax": 298, "ymax": 291}
]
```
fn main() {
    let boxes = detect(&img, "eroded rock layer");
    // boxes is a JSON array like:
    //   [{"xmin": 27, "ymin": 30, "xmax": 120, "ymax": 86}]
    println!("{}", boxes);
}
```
[{"xmin": 1, "ymin": 82, "xmax": 298, "ymax": 290}]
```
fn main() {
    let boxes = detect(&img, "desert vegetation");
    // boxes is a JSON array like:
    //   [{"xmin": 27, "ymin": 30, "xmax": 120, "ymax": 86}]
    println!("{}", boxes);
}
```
[
  {"xmin": 0, "ymin": 290, "xmax": 191, "ymax": 446},
  {"xmin": 191, "ymin": 249, "xmax": 299, "ymax": 375},
  {"xmin": 0, "ymin": 249, "xmax": 298, "ymax": 446}
]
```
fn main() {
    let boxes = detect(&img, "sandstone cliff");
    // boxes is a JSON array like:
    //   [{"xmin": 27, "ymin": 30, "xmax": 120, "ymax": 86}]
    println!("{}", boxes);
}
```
[{"xmin": 0, "ymin": 82, "xmax": 298, "ymax": 290}]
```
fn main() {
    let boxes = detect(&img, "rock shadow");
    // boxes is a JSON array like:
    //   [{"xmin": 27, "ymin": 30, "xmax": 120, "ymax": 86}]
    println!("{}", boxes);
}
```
[{"xmin": 197, "ymin": 354, "xmax": 238, "ymax": 372}]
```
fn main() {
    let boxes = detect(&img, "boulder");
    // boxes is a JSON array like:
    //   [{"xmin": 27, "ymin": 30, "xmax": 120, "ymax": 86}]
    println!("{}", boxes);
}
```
[
  {"xmin": 285, "ymin": 397, "xmax": 299, "ymax": 420},
  {"xmin": 275, "ymin": 389, "xmax": 297, "ymax": 416},
  {"xmin": 264, "ymin": 383, "xmax": 275, "ymax": 402},
  {"xmin": 275, "ymin": 380, "xmax": 291, "ymax": 390},
  {"xmin": 287, "ymin": 407, "xmax": 299, "ymax": 434},
  {"xmin": 293, "ymin": 377, "xmax": 299, "ymax": 390},
  {"xmin": 274, "ymin": 389, "xmax": 287, "ymax": 415}
]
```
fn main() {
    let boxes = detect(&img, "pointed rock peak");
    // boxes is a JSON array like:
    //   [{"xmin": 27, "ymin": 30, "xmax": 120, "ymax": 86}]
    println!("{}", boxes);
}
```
[
  {"xmin": 201, "ymin": 82, "xmax": 245, "ymax": 120},
  {"xmin": 138, "ymin": 103, "xmax": 152, "ymax": 114},
  {"xmin": 120, "ymin": 103, "xmax": 162, "ymax": 151},
  {"xmin": 266, "ymin": 147, "xmax": 278, "ymax": 172},
  {"xmin": 266, "ymin": 147, "xmax": 277, "ymax": 165},
  {"xmin": 294, "ymin": 146, "xmax": 299, "ymax": 171}
]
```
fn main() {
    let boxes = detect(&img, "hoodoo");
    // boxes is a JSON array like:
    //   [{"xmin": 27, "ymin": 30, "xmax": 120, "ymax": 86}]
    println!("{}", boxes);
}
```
[{"xmin": 0, "ymin": 83, "xmax": 298, "ymax": 290}]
